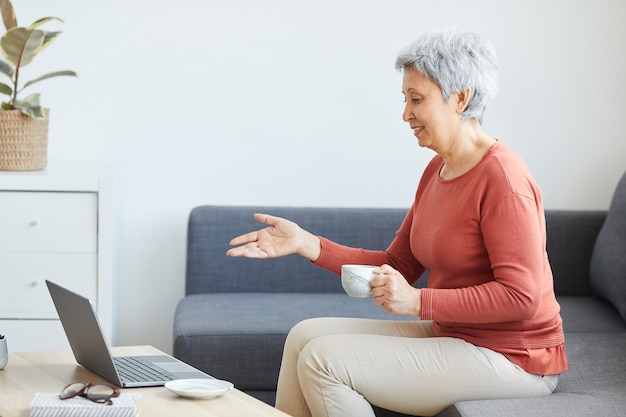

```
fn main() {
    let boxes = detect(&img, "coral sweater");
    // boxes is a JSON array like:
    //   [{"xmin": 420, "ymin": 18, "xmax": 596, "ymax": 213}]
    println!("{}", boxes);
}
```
[{"xmin": 314, "ymin": 141, "xmax": 568, "ymax": 375}]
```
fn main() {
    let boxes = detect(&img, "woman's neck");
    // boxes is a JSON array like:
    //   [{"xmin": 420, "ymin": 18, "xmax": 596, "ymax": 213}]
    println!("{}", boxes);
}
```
[{"xmin": 438, "ymin": 122, "xmax": 496, "ymax": 180}]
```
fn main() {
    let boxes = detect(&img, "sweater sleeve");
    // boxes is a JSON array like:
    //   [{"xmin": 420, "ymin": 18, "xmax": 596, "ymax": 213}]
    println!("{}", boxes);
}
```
[
  {"xmin": 313, "ymin": 238, "xmax": 391, "ymax": 276},
  {"xmin": 313, "ymin": 206, "xmax": 427, "ymax": 284},
  {"xmin": 421, "ymin": 192, "xmax": 547, "ymax": 324}
]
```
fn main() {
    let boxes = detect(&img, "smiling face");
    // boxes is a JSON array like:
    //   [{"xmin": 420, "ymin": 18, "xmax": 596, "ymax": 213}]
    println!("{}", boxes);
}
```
[{"xmin": 401, "ymin": 66, "xmax": 464, "ymax": 152}]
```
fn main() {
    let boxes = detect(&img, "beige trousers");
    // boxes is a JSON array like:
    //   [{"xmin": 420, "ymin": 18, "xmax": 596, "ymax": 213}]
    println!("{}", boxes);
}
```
[{"xmin": 275, "ymin": 317, "xmax": 558, "ymax": 417}]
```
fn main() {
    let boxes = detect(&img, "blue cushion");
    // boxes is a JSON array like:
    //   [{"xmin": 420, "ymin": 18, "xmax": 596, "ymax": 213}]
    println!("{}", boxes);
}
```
[
  {"xmin": 185, "ymin": 206, "xmax": 408, "ymax": 294},
  {"xmin": 173, "ymin": 293, "xmax": 417, "ymax": 390},
  {"xmin": 438, "ymin": 333, "xmax": 626, "ymax": 417},
  {"xmin": 545, "ymin": 211, "xmax": 606, "ymax": 296},
  {"xmin": 590, "ymin": 171, "xmax": 626, "ymax": 321},
  {"xmin": 557, "ymin": 296, "xmax": 626, "ymax": 333}
]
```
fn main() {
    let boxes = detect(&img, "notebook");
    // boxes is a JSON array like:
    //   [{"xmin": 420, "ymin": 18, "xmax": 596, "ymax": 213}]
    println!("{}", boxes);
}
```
[{"xmin": 46, "ymin": 280, "xmax": 213, "ymax": 388}]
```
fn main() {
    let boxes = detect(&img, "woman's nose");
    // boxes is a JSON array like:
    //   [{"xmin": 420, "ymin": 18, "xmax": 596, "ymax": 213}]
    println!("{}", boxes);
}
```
[{"xmin": 402, "ymin": 103, "xmax": 412, "ymax": 123}]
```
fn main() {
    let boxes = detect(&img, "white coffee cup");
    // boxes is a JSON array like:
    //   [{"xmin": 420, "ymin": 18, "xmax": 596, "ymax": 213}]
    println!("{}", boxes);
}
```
[{"xmin": 341, "ymin": 265, "xmax": 377, "ymax": 298}]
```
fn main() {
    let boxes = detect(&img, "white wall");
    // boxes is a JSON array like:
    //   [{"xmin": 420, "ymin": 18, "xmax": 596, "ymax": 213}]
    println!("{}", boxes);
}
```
[{"xmin": 13, "ymin": 0, "xmax": 626, "ymax": 353}]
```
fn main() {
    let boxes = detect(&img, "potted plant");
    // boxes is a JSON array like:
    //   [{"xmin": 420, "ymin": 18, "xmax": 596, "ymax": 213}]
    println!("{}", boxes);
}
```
[{"xmin": 0, "ymin": 0, "xmax": 76, "ymax": 170}]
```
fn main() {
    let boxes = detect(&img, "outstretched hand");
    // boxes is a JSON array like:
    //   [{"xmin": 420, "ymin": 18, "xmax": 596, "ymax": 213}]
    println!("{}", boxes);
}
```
[{"xmin": 227, "ymin": 213, "xmax": 321, "ymax": 261}]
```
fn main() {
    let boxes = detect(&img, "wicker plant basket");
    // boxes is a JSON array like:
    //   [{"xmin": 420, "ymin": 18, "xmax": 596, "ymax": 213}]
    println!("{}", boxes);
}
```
[{"xmin": 0, "ymin": 109, "xmax": 49, "ymax": 171}]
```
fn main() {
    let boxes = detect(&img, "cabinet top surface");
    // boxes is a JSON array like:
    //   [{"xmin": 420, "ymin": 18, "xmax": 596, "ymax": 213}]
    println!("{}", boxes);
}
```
[{"xmin": 0, "ymin": 161, "xmax": 115, "ymax": 191}]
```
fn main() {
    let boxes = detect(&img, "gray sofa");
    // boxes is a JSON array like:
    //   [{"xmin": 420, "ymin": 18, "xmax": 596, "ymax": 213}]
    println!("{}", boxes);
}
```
[{"xmin": 173, "ymin": 170, "xmax": 626, "ymax": 417}]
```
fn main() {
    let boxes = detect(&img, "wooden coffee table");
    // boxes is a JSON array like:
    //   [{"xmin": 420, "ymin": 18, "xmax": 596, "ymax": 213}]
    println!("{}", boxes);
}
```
[{"xmin": 0, "ymin": 345, "xmax": 289, "ymax": 417}]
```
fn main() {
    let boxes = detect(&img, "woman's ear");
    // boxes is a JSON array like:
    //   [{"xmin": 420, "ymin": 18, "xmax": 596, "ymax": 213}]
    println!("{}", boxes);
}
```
[{"xmin": 456, "ymin": 88, "xmax": 472, "ymax": 114}]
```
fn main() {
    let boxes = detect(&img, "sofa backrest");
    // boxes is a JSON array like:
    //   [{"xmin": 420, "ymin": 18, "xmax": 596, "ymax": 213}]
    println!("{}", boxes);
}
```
[
  {"xmin": 185, "ymin": 203, "xmax": 613, "ymax": 298},
  {"xmin": 545, "ymin": 210, "xmax": 607, "ymax": 296},
  {"xmin": 591, "ymin": 170, "xmax": 626, "ymax": 321},
  {"xmin": 186, "ymin": 206, "xmax": 409, "ymax": 294}
]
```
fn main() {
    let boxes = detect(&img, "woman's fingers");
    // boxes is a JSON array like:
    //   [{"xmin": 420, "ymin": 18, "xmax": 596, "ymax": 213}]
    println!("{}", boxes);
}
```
[
  {"xmin": 227, "ymin": 242, "xmax": 270, "ymax": 258},
  {"xmin": 228, "ymin": 231, "xmax": 258, "ymax": 246},
  {"xmin": 253, "ymin": 212, "xmax": 275, "ymax": 224}
]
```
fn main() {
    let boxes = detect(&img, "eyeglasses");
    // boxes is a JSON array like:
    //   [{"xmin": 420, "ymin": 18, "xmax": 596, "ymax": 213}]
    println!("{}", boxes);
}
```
[{"xmin": 59, "ymin": 382, "xmax": 120, "ymax": 405}]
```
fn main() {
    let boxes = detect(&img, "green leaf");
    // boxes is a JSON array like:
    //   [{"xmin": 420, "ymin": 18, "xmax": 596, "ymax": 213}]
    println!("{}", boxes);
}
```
[
  {"xmin": 0, "ymin": 27, "xmax": 45, "ymax": 67},
  {"xmin": 21, "ymin": 70, "xmax": 77, "ymax": 90},
  {"xmin": 28, "ymin": 17, "xmax": 63, "ymax": 30},
  {"xmin": 0, "ymin": 17, "xmax": 63, "ymax": 67},
  {"xmin": 1, "ymin": 101, "xmax": 14, "ymax": 110},
  {"xmin": 0, "ymin": 0, "xmax": 17, "ymax": 31},
  {"xmin": 0, "ymin": 59, "xmax": 13, "ymax": 78},
  {"xmin": 0, "ymin": 81, "xmax": 11, "ymax": 95},
  {"xmin": 14, "ymin": 92, "xmax": 43, "ymax": 118},
  {"xmin": 30, "ymin": 30, "xmax": 62, "ymax": 57},
  {"xmin": 18, "ymin": 92, "xmax": 40, "ymax": 107},
  {"xmin": 15, "ymin": 104, "xmax": 43, "ymax": 118},
  {"xmin": 39, "ymin": 30, "xmax": 61, "ymax": 52}
]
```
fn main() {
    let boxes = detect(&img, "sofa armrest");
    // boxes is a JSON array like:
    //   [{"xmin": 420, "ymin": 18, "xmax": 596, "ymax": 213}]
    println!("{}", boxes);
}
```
[{"xmin": 545, "ymin": 210, "xmax": 607, "ymax": 296}]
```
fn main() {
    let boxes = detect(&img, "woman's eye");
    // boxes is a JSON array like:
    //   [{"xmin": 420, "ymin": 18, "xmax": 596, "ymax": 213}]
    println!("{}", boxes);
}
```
[{"xmin": 402, "ymin": 95, "xmax": 422, "ymax": 104}]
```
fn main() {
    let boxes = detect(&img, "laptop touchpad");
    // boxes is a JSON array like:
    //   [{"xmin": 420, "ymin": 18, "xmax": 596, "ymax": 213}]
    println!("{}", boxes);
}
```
[{"xmin": 154, "ymin": 361, "xmax": 195, "ymax": 373}]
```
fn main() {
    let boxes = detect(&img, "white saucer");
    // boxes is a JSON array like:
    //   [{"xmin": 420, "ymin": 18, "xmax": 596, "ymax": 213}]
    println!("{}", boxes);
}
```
[{"xmin": 165, "ymin": 378, "xmax": 234, "ymax": 399}]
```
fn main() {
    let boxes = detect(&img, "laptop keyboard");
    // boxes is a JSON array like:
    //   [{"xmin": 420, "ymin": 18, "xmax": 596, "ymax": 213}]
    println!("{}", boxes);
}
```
[{"xmin": 113, "ymin": 356, "xmax": 175, "ymax": 383}]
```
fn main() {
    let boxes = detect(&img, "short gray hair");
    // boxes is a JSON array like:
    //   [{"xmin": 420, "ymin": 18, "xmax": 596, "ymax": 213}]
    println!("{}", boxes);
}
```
[{"xmin": 395, "ymin": 28, "xmax": 499, "ymax": 123}]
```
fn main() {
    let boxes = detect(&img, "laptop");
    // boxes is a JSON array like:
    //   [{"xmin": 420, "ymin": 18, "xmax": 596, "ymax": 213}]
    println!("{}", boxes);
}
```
[{"xmin": 46, "ymin": 280, "xmax": 213, "ymax": 387}]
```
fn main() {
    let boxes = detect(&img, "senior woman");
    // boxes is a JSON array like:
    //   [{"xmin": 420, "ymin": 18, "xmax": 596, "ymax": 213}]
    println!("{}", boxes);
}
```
[{"xmin": 227, "ymin": 28, "xmax": 567, "ymax": 417}]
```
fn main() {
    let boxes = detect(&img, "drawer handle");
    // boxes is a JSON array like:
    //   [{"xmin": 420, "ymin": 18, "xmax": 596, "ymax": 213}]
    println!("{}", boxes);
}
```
[
  {"xmin": 30, "ymin": 280, "xmax": 40, "ymax": 287},
  {"xmin": 30, "ymin": 219, "xmax": 40, "ymax": 226}
]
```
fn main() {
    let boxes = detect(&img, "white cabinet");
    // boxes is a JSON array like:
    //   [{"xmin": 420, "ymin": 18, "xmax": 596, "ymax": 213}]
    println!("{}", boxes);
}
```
[{"xmin": 0, "ymin": 162, "xmax": 115, "ymax": 351}]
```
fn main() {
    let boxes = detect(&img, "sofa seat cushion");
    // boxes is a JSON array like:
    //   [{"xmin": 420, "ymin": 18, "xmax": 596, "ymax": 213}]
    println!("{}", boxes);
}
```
[
  {"xmin": 557, "ymin": 296, "xmax": 626, "ymax": 333},
  {"xmin": 438, "ymin": 332, "xmax": 626, "ymax": 417},
  {"xmin": 173, "ymin": 293, "xmax": 417, "ymax": 391}
]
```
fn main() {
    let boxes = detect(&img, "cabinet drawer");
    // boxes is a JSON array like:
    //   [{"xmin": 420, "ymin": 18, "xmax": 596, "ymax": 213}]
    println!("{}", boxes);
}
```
[
  {"xmin": 0, "ymin": 191, "xmax": 97, "ymax": 253},
  {"xmin": 0, "ymin": 253, "xmax": 96, "ymax": 319},
  {"xmin": 0, "ymin": 319, "xmax": 70, "ymax": 352}
]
